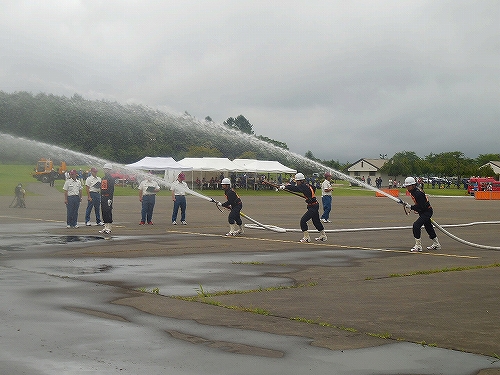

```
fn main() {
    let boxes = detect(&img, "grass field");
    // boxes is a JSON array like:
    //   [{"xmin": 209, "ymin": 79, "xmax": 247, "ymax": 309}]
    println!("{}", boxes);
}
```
[{"xmin": 0, "ymin": 164, "xmax": 471, "ymax": 197}]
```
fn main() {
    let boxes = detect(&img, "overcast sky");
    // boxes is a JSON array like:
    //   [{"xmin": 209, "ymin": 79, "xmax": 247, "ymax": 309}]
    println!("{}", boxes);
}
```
[{"xmin": 1, "ymin": 0, "xmax": 498, "ymax": 162}]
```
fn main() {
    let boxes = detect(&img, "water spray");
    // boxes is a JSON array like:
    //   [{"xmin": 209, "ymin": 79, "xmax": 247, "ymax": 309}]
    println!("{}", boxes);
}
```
[
  {"xmin": 4, "ymin": 133, "xmax": 497, "ymax": 250},
  {"xmin": 262, "ymin": 176, "xmax": 500, "ymax": 250}
]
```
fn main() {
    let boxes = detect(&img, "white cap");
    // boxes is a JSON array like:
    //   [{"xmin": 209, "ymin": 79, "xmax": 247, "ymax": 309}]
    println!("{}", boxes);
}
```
[
  {"xmin": 221, "ymin": 178, "xmax": 231, "ymax": 185},
  {"xmin": 404, "ymin": 177, "xmax": 416, "ymax": 186},
  {"xmin": 294, "ymin": 173, "xmax": 305, "ymax": 181},
  {"xmin": 103, "ymin": 163, "xmax": 112, "ymax": 170}
]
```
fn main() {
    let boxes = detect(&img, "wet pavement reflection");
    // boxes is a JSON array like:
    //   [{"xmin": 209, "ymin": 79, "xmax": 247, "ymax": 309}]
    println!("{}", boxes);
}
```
[{"xmin": 1, "ymin": 223, "xmax": 499, "ymax": 375}]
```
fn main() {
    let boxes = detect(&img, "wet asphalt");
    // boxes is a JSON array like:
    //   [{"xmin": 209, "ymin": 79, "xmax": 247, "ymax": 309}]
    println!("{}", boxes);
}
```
[{"xmin": 0, "ymin": 183, "xmax": 499, "ymax": 375}]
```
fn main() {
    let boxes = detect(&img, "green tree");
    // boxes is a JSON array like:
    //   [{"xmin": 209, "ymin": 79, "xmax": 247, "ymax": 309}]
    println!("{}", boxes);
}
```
[
  {"xmin": 321, "ymin": 159, "xmax": 343, "ymax": 172},
  {"xmin": 186, "ymin": 145, "xmax": 222, "ymax": 157},
  {"xmin": 477, "ymin": 165, "xmax": 495, "ymax": 177},
  {"xmin": 380, "ymin": 151, "xmax": 422, "ymax": 179},
  {"xmin": 238, "ymin": 151, "xmax": 257, "ymax": 159},
  {"xmin": 476, "ymin": 154, "xmax": 500, "ymax": 166},
  {"xmin": 256, "ymin": 135, "xmax": 288, "ymax": 149},
  {"xmin": 424, "ymin": 151, "xmax": 474, "ymax": 179},
  {"xmin": 305, "ymin": 150, "xmax": 321, "ymax": 162},
  {"xmin": 224, "ymin": 115, "xmax": 254, "ymax": 134}
]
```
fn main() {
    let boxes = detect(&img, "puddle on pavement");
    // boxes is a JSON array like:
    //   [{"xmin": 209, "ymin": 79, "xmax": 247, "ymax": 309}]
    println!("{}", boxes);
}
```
[
  {"xmin": 1, "ymin": 228, "xmax": 499, "ymax": 374},
  {"xmin": 0, "ymin": 235, "xmax": 105, "ymax": 253}
]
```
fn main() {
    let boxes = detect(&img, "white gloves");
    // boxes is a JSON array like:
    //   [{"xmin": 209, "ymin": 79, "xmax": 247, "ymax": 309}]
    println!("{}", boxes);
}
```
[
  {"xmin": 108, "ymin": 199, "xmax": 113, "ymax": 206},
  {"xmin": 405, "ymin": 203, "xmax": 411, "ymax": 210},
  {"xmin": 216, "ymin": 201, "xmax": 222, "ymax": 207},
  {"xmin": 279, "ymin": 185, "xmax": 286, "ymax": 190}
]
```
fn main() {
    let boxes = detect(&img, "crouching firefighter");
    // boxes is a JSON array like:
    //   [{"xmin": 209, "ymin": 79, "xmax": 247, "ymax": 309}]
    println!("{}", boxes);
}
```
[
  {"xmin": 403, "ymin": 176, "xmax": 441, "ymax": 252},
  {"xmin": 280, "ymin": 173, "xmax": 327, "ymax": 243},
  {"xmin": 216, "ymin": 178, "xmax": 244, "ymax": 236}
]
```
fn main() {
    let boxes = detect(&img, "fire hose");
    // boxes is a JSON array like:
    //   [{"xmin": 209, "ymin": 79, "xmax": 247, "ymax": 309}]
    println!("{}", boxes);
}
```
[
  {"xmin": 262, "ymin": 180, "xmax": 500, "ymax": 251},
  {"xmin": 184, "ymin": 187, "xmax": 286, "ymax": 233}
]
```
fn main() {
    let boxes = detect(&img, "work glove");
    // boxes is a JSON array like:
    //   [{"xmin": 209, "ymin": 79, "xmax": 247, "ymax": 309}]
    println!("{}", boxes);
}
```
[
  {"xmin": 405, "ymin": 203, "xmax": 412, "ymax": 210},
  {"xmin": 279, "ymin": 185, "xmax": 286, "ymax": 190},
  {"xmin": 216, "ymin": 201, "xmax": 222, "ymax": 207},
  {"xmin": 108, "ymin": 199, "xmax": 113, "ymax": 206}
]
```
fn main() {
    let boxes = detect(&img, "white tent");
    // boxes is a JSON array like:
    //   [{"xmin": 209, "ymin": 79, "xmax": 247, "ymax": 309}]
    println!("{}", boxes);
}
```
[
  {"xmin": 125, "ymin": 156, "xmax": 190, "ymax": 170},
  {"xmin": 178, "ymin": 157, "xmax": 247, "ymax": 172},
  {"xmin": 233, "ymin": 159, "xmax": 296, "ymax": 174},
  {"xmin": 232, "ymin": 159, "xmax": 296, "ymax": 189},
  {"xmin": 178, "ymin": 157, "xmax": 248, "ymax": 189},
  {"xmin": 125, "ymin": 157, "xmax": 192, "ymax": 183}
]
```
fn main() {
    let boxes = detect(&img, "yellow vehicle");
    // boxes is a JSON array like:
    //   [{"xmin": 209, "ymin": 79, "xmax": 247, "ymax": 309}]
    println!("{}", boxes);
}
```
[{"xmin": 32, "ymin": 158, "xmax": 67, "ymax": 183}]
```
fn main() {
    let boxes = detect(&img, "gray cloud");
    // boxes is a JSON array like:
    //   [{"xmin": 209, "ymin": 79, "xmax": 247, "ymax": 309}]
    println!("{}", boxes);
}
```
[{"xmin": 1, "ymin": 0, "xmax": 498, "ymax": 162}]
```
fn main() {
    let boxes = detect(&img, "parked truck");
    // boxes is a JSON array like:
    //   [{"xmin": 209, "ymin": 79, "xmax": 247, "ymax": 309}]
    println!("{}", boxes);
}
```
[
  {"xmin": 467, "ymin": 177, "xmax": 500, "ymax": 195},
  {"xmin": 32, "ymin": 158, "xmax": 67, "ymax": 183}
]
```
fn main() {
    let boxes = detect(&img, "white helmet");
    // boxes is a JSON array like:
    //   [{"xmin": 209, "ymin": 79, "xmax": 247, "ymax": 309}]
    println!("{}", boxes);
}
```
[
  {"xmin": 294, "ymin": 173, "xmax": 305, "ymax": 181},
  {"xmin": 404, "ymin": 177, "xmax": 416, "ymax": 186},
  {"xmin": 221, "ymin": 178, "xmax": 231, "ymax": 185}
]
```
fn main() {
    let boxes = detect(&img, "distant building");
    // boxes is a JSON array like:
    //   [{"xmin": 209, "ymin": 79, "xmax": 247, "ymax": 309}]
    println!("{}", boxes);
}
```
[
  {"xmin": 347, "ymin": 158, "xmax": 394, "ymax": 187},
  {"xmin": 480, "ymin": 161, "xmax": 500, "ymax": 175}
]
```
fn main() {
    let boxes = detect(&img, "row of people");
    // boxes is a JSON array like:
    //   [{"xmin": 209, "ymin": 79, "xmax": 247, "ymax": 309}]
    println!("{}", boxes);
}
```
[
  {"xmin": 63, "ymin": 164, "xmax": 114, "ymax": 234},
  {"xmin": 275, "ymin": 173, "xmax": 440, "ymax": 251},
  {"xmin": 62, "ymin": 168, "xmax": 188, "ymax": 231},
  {"xmin": 63, "ymin": 167, "xmax": 440, "ymax": 250}
]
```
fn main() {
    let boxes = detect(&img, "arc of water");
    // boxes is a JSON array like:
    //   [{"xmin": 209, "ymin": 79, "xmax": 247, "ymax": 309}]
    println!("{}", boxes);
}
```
[{"xmin": 4, "ymin": 133, "xmax": 497, "ymax": 249}]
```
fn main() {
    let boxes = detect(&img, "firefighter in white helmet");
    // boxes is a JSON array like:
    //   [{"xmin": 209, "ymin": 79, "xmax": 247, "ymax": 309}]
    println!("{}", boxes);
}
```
[
  {"xmin": 216, "ymin": 178, "xmax": 244, "ymax": 236},
  {"xmin": 99, "ymin": 163, "xmax": 115, "ymax": 235},
  {"xmin": 280, "ymin": 173, "xmax": 327, "ymax": 242},
  {"xmin": 403, "ymin": 176, "xmax": 441, "ymax": 252}
]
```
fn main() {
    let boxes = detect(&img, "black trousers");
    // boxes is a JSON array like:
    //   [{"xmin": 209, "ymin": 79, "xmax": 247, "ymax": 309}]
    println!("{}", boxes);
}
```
[
  {"xmin": 300, "ymin": 204, "xmax": 324, "ymax": 232},
  {"xmin": 228, "ymin": 205, "xmax": 242, "ymax": 226},
  {"xmin": 412, "ymin": 209, "xmax": 436, "ymax": 239},
  {"xmin": 101, "ymin": 196, "xmax": 113, "ymax": 223}
]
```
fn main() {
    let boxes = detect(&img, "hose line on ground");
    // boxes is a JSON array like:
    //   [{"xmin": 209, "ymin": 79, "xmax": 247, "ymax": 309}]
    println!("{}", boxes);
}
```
[
  {"xmin": 431, "ymin": 219, "xmax": 500, "ymax": 250},
  {"xmin": 245, "ymin": 220, "xmax": 500, "ymax": 251}
]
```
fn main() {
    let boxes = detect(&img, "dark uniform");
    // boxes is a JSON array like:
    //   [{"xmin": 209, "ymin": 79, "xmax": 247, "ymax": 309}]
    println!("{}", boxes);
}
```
[
  {"xmin": 286, "ymin": 182, "xmax": 325, "ymax": 233},
  {"xmin": 100, "ymin": 171, "xmax": 115, "ymax": 225},
  {"xmin": 409, "ymin": 186, "xmax": 437, "ymax": 240},
  {"xmin": 222, "ymin": 186, "xmax": 242, "ymax": 227}
]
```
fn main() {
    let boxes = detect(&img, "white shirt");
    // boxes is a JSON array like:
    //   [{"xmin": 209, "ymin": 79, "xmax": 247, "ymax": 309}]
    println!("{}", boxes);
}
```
[
  {"xmin": 321, "ymin": 179, "xmax": 332, "ymax": 196},
  {"xmin": 63, "ymin": 178, "xmax": 82, "ymax": 196},
  {"xmin": 85, "ymin": 175, "xmax": 102, "ymax": 193},
  {"xmin": 170, "ymin": 180, "xmax": 188, "ymax": 196},
  {"xmin": 138, "ymin": 178, "xmax": 160, "ymax": 195}
]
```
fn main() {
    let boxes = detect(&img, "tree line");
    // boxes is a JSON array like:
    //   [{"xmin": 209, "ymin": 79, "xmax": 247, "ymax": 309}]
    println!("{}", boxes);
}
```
[
  {"xmin": 379, "ymin": 151, "xmax": 499, "ymax": 180},
  {"xmin": 0, "ymin": 91, "xmax": 287, "ymax": 165},
  {"xmin": 0, "ymin": 91, "xmax": 497, "ymax": 179}
]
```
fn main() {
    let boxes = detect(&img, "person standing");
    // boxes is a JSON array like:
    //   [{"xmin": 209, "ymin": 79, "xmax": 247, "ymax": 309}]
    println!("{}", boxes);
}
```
[
  {"xmin": 403, "ymin": 177, "xmax": 441, "ymax": 252},
  {"xmin": 138, "ymin": 172, "xmax": 160, "ymax": 225},
  {"xmin": 48, "ymin": 169, "xmax": 56, "ymax": 187},
  {"xmin": 320, "ymin": 172, "xmax": 333, "ymax": 223},
  {"xmin": 99, "ymin": 163, "xmax": 115, "ymax": 235},
  {"xmin": 13, "ymin": 183, "xmax": 26, "ymax": 208},
  {"xmin": 216, "ymin": 178, "xmax": 243, "ymax": 236},
  {"xmin": 63, "ymin": 169, "xmax": 82, "ymax": 228},
  {"xmin": 84, "ymin": 167, "xmax": 103, "ymax": 226},
  {"xmin": 280, "ymin": 173, "xmax": 327, "ymax": 243},
  {"xmin": 170, "ymin": 172, "xmax": 188, "ymax": 225}
]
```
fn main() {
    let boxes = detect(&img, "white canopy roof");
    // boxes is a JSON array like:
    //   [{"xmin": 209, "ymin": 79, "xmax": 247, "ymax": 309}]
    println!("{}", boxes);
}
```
[
  {"xmin": 125, "ymin": 157, "xmax": 191, "ymax": 170},
  {"xmin": 178, "ymin": 157, "xmax": 247, "ymax": 172},
  {"xmin": 126, "ymin": 156, "xmax": 296, "ymax": 175},
  {"xmin": 233, "ymin": 159, "xmax": 296, "ymax": 174}
]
